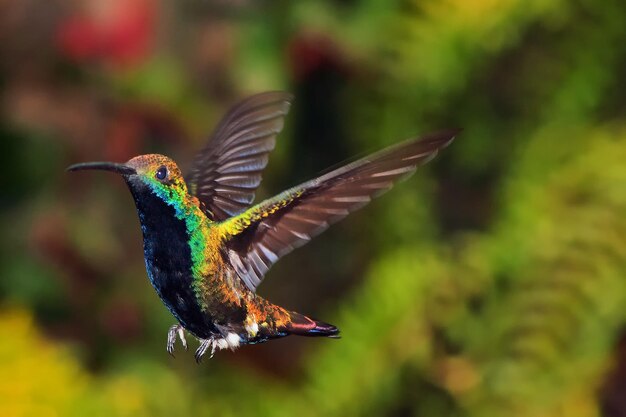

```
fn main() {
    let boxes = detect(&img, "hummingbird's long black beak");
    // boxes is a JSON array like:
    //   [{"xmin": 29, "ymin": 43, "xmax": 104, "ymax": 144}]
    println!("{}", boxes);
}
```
[{"xmin": 66, "ymin": 162, "xmax": 136, "ymax": 175}]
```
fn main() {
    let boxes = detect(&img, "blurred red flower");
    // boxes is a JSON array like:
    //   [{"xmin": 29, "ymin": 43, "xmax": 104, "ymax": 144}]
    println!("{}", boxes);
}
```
[
  {"xmin": 287, "ymin": 32, "xmax": 349, "ymax": 81},
  {"xmin": 56, "ymin": 0, "xmax": 156, "ymax": 68}
]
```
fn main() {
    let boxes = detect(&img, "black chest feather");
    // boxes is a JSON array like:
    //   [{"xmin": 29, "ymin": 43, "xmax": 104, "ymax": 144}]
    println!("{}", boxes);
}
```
[{"xmin": 127, "ymin": 180, "xmax": 217, "ymax": 338}]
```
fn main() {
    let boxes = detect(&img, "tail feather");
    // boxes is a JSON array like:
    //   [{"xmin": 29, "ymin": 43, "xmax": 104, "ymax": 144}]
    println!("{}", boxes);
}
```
[{"xmin": 286, "ymin": 311, "xmax": 340, "ymax": 338}]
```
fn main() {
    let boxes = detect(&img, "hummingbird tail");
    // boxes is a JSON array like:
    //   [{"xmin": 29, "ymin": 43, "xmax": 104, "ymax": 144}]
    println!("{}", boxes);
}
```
[{"xmin": 285, "ymin": 311, "xmax": 340, "ymax": 338}]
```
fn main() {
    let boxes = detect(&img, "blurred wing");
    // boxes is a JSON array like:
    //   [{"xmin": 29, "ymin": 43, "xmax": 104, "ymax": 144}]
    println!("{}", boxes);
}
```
[
  {"xmin": 221, "ymin": 129, "xmax": 460, "ymax": 292},
  {"xmin": 187, "ymin": 92, "xmax": 294, "ymax": 221}
]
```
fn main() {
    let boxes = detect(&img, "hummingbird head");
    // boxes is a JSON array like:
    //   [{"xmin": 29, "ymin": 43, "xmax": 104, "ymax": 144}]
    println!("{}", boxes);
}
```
[
  {"xmin": 124, "ymin": 154, "xmax": 188, "ymax": 194},
  {"xmin": 68, "ymin": 154, "xmax": 194, "ymax": 215}
]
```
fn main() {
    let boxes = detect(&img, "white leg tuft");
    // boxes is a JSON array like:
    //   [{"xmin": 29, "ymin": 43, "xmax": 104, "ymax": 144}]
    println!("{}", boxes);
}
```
[
  {"xmin": 226, "ymin": 332, "xmax": 241, "ymax": 349},
  {"xmin": 215, "ymin": 338, "xmax": 229, "ymax": 350}
]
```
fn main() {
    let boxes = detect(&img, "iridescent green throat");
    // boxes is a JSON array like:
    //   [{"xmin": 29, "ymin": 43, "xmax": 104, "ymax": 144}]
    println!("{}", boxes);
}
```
[{"xmin": 145, "ymin": 177, "xmax": 214, "ymax": 310}]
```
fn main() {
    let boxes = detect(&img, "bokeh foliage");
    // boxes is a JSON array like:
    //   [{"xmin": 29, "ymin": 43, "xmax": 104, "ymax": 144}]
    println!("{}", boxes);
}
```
[{"xmin": 1, "ymin": 0, "xmax": 626, "ymax": 416}]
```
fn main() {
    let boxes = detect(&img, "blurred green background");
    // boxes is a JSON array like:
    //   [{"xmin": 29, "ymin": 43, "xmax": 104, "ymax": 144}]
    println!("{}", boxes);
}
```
[{"xmin": 1, "ymin": 0, "xmax": 626, "ymax": 416}]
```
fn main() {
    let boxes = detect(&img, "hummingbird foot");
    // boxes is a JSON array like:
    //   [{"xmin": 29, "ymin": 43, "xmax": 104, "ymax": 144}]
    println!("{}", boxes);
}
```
[
  {"xmin": 194, "ymin": 333, "xmax": 240, "ymax": 363},
  {"xmin": 195, "ymin": 338, "xmax": 213, "ymax": 363},
  {"xmin": 167, "ymin": 324, "xmax": 187, "ymax": 357}
]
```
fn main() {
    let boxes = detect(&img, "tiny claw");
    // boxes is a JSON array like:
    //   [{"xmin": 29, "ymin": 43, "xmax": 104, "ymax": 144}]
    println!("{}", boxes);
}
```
[
  {"xmin": 167, "ymin": 324, "xmax": 185, "ymax": 358},
  {"xmin": 195, "ymin": 339, "xmax": 211, "ymax": 363},
  {"xmin": 210, "ymin": 340, "xmax": 217, "ymax": 359},
  {"xmin": 178, "ymin": 327, "xmax": 188, "ymax": 351}
]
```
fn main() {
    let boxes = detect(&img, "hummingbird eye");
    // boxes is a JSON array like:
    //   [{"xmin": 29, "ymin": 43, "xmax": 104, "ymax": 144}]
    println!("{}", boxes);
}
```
[{"xmin": 155, "ymin": 165, "xmax": 168, "ymax": 181}]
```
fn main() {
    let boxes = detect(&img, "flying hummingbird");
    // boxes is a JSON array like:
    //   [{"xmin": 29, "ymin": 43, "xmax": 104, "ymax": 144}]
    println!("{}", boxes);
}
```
[{"xmin": 68, "ymin": 92, "xmax": 458, "ymax": 362}]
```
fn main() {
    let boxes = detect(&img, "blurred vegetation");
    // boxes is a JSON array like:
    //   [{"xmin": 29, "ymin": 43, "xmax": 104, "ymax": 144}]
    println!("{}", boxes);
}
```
[{"xmin": 1, "ymin": 0, "xmax": 626, "ymax": 416}]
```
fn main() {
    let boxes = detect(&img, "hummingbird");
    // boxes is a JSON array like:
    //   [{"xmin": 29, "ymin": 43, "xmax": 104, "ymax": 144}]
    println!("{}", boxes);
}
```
[{"xmin": 68, "ymin": 92, "xmax": 458, "ymax": 362}]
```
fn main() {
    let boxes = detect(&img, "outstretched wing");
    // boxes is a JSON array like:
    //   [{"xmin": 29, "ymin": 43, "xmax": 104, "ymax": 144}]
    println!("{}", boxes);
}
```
[
  {"xmin": 220, "ymin": 129, "xmax": 460, "ymax": 292},
  {"xmin": 187, "ymin": 92, "xmax": 294, "ymax": 221}
]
